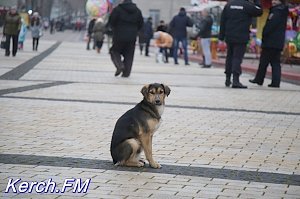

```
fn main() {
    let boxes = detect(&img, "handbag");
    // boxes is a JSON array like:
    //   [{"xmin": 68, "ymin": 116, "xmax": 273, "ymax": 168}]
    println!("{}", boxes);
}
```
[
  {"xmin": 1, "ymin": 36, "xmax": 6, "ymax": 49},
  {"xmin": 39, "ymin": 29, "xmax": 43, "ymax": 37}
]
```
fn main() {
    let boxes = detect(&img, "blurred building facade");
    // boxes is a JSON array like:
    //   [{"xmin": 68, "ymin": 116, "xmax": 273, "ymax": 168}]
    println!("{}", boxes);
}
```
[{"xmin": 135, "ymin": 0, "xmax": 191, "ymax": 26}]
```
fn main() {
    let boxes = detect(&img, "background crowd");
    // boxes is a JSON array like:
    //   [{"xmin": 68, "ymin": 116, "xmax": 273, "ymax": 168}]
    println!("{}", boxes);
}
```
[{"xmin": 1, "ymin": 0, "xmax": 291, "ymax": 88}]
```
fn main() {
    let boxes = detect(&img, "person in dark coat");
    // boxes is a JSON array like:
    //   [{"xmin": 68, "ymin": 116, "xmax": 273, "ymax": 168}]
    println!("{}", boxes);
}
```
[
  {"xmin": 170, "ymin": 7, "xmax": 193, "ymax": 65},
  {"xmin": 3, "ymin": 6, "xmax": 21, "ymax": 57},
  {"xmin": 143, "ymin": 17, "xmax": 153, "ymax": 56},
  {"xmin": 138, "ymin": 24, "xmax": 146, "ymax": 55},
  {"xmin": 109, "ymin": 0, "xmax": 144, "ymax": 77},
  {"xmin": 197, "ymin": 9, "xmax": 213, "ymax": 68},
  {"xmin": 249, "ymin": 0, "xmax": 288, "ymax": 88},
  {"xmin": 156, "ymin": 20, "xmax": 167, "ymax": 32},
  {"xmin": 93, "ymin": 17, "xmax": 106, "ymax": 53},
  {"xmin": 219, "ymin": 0, "xmax": 262, "ymax": 88},
  {"xmin": 87, "ymin": 18, "xmax": 96, "ymax": 50}
]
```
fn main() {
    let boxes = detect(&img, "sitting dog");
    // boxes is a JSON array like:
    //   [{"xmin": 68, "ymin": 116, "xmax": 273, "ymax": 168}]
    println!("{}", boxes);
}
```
[{"xmin": 110, "ymin": 83, "xmax": 170, "ymax": 168}]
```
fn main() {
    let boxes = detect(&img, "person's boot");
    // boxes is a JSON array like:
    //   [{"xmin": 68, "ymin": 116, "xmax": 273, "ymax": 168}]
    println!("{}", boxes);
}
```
[
  {"xmin": 225, "ymin": 74, "xmax": 232, "ymax": 87},
  {"xmin": 232, "ymin": 75, "xmax": 247, "ymax": 89},
  {"xmin": 249, "ymin": 79, "xmax": 263, "ymax": 86},
  {"xmin": 110, "ymin": 49, "xmax": 124, "ymax": 76}
]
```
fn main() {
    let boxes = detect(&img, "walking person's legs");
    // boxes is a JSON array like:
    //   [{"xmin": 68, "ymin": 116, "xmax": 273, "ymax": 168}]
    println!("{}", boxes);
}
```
[
  {"xmin": 269, "ymin": 49, "xmax": 281, "ymax": 87},
  {"xmin": 182, "ymin": 38, "xmax": 189, "ymax": 65},
  {"xmin": 35, "ymin": 38, "xmax": 39, "ymax": 51},
  {"xmin": 110, "ymin": 42, "xmax": 125, "ymax": 76},
  {"xmin": 201, "ymin": 38, "xmax": 211, "ymax": 67},
  {"xmin": 12, "ymin": 35, "xmax": 18, "ymax": 56},
  {"xmin": 231, "ymin": 43, "xmax": 247, "ymax": 88},
  {"xmin": 173, "ymin": 38, "xmax": 179, "ymax": 64},
  {"xmin": 145, "ymin": 39, "xmax": 150, "ymax": 56},
  {"xmin": 32, "ymin": 38, "xmax": 36, "ymax": 51},
  {"xmin": 249, "ymin": 48, "xmax": 270, "ymax": 85},
  {"xmin": 5, "ymin": 35, "xmax": 12, "ymax": 56},
  {"xmin": 224, "ymin": 42, "xmax": 233, "ymax": 86},
  {"xmin": 122, "ymin": 42, "xmax": 136, "ymax": 77},
  {"xmin": 87, "ymin": 34, "xmax": 91, "ymax": 50},
  {"xmin": 163, "ymin": 47, "xmax": 168, "ymax": 63}
]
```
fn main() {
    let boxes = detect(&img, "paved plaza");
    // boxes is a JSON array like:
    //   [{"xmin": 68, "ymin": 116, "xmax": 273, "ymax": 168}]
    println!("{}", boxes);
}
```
[{"xmin": 0, "ymin": 31, "xmax": 300, "ymax": 198}]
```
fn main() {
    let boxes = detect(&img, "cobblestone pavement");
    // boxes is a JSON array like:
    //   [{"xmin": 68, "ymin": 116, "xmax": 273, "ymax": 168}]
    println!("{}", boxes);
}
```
[{"xmin": 0, "ymin": 31, "xmax": 300, "ymax": 198}]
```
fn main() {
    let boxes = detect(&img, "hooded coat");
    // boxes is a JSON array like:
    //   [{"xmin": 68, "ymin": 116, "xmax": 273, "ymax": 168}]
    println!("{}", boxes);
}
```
[
  {"xmin": 169, "ymin": 9, "xmax": 193, "ymax": 39},
  {"xmin": 3, "ymin": 11, "xmax": 21, "ymax": 35},
  {"xmin": 108, "ymin": 0, "xmax": 144, "ymax": 42},
  {"xmin": 261, "ymin": 3, "xmax": 288, "ymax": 50},
  {"xmin": 93, "ymin": 19, "xmax": 106, "ymax": 42}
]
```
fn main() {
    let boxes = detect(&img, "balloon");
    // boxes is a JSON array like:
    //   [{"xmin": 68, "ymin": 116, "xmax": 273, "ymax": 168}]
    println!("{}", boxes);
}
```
[{"xmin": 86, "ymin": 0, "xmax": 108, "ymax": 17}]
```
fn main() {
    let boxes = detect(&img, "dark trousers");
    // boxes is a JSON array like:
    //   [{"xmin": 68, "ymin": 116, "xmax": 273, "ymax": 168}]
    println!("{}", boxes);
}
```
[
  {"xmin": 145, "ymin": 38, "xmax": 151, "ymax": 56},
  {"xmin": 86, "ymin": 34, "xmax": 95, "ymax": 50},
  {"xmin": 5, "ymin": 34, "xmax": 18, "ymax": 56},
  {"xmin": 33, "ymin": 37, "xmax": 39, "ymax": 51},
  {"xmin": 159, "ymin": 47, "xmax": 169, "ymax": 63},
  {"xmin": 110, "ymin": 41, "xmax": 136, "ymax": 77},
  {"xmin": 95, "ymin": 40, "xmax": 103, "ymax": 49},
  {"xmin": 225, "ymin": 42, "xmax": 247, "ymax": 79},
  {"xmin": 254, "ymin": 48, "xmax": 281, "ymax": 86}
]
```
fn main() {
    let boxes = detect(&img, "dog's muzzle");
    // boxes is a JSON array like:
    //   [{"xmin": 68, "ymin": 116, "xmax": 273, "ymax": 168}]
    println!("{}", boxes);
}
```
[{"xmin": 155, "ymin": 95, "xmax": 162, "ymax": 105}]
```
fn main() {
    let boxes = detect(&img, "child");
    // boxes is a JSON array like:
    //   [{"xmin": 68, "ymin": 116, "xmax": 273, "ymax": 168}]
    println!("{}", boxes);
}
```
[{"xmin": 18, "ymin": 18, "xmax": 27, "ymax": 50}]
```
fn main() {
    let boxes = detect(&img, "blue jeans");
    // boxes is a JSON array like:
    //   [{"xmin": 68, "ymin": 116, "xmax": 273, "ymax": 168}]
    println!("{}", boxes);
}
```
[{"xmin": 173, "ymin": 37, "xmax": 188, "ymax": 64}]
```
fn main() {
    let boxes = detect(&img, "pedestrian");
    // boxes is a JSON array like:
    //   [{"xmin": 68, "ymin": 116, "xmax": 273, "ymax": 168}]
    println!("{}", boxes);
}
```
[
  {"xmin": 93, "ymin": 17, "xmax": 106, "ymax": 53},
  {"xmin": 86, "ymin": 18, "xmax": 96, "ymax": 50},
  {"xmin": 153, "ymin": 31, "xmax": 173, "ymax": 63},
  {"xmin": 219, "ymin": 0, "xmax": 262, "ymax": 88},
  {"xmin": 249, "ymin": 0, "xmax": 288, "ymax": 88},
  {"xmin": 156, "ymin": 20, "xmax": 167, "ymax": 32},
  {"xmin": 197, "ymin": 9, "xmax": 213, "ymax": 68},
  {"xmin": 108, "ymin": 0, "xmax": 143, "ymax": 77},
  {"xmin": 50, "ymin": 19, "xmax": 55, "ymax": 34},
  {"xmin": 31, "ymin": 12, "xmax": 42, "ymax": 51},
  {"xmin": 3, "ymin": 6, "xmax": 21, "ymax": 57},
  {"xmin": 144, "ymin": 17, "xmax": 153, "ymax": 57},
  {"xmin": 170, "ymin": 7, "xmax": 193, "ymax": 65},
  {"xmin": 18, "ymin": 18, "xmax": 27, "ymax": 50},
  {"xmin": 138, "ymin": 25, "xmax": 146, "ymax": 55}
]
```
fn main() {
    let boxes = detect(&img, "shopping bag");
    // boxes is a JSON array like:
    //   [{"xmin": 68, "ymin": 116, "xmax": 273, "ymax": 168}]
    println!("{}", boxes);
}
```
[{"xmin": 39, "ymin": 29, "xmax": 43, "ymax": 37}]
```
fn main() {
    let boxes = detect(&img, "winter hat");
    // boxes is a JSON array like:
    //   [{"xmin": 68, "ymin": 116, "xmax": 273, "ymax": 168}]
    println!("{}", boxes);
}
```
[{"xmin": 153, "ymin": 32, "xmax": 160, "ymax": 39}]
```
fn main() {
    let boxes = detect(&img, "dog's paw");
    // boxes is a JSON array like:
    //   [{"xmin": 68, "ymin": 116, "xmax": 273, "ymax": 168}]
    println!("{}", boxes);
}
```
[
  {"xmin": 150, "ymin": 161, "xmax": 161, "ymax": 169},
  {"xmin": 139, "ymin": 158, "xmax": 146, "ymax": 164},
  {"xmin": 137, "ymin": 161, "xmax": 145, "ymax": 167}
]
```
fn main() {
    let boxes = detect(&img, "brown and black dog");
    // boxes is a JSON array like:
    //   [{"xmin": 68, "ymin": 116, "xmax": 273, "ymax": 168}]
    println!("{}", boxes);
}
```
[{"xmin": 110, "ymin": 83, "xmax": 170, "ymax": 168}]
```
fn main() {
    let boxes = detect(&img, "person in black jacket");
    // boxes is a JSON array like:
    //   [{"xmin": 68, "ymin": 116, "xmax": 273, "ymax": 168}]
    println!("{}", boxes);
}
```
[
  {"xmin": 249, "ymin": 0, "xmax": 288, "ymax": 88},
  {"xmin": 86, "ymin": 18, "xmax": 96, "ymax": 50},
  {"xmin": 144, "ymin": 17, "xmax": 153, "ymax": 56},
  {"xmin": 219, "ymin": 0, "xmax": 262, "ymax": 88},
  {"xmin": 170, "ymin": 7, "xmax": 193, "ymax": 65},
  {"xmin": 109, "ymin": 0, "xmax": 144, "ymax": 77},
  {"xmin": 197, "ymin": 9, "xmax": 213, "ymax": 68}
]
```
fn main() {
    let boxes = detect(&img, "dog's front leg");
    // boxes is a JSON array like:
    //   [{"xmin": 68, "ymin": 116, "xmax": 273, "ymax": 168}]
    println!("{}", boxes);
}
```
[{"xmin": 140, "ymin": 134, "xmax": 161, "ymax": 169}]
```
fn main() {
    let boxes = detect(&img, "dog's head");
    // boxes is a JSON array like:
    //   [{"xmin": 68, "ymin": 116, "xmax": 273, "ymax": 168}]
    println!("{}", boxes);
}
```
[{"xmin": 141, "ymin": 83, "xmax": 171, "ymax": 106}]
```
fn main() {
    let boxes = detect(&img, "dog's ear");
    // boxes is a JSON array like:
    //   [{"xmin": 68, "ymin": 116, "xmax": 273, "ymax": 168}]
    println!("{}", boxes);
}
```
[
  {"xmin": 161, "ymin": 84, "xmax": 171, "ymax": 97},
  {"xmin": 141, "ymin": 84, "xmax": 149, "ymax": 98}
]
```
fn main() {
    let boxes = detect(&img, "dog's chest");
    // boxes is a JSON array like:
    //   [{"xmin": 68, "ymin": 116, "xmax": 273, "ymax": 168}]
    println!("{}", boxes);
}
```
[
  {"xmin": 146, "ymin": 118, "xmax": 162, "ymax": 136},
  {"xmin": 153, "ymin": 119, "xmax": 162, "ymax": 133}
]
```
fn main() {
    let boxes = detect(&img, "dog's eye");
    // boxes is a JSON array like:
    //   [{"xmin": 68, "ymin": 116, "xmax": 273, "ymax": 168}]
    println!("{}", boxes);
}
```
[
  {"xmin": 149, "ymin": 91, "xmax": 155, "ymax": 94},
  {"xmin": 159, "ymin": 90, "xmax": 164, "ymax": 94}
]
